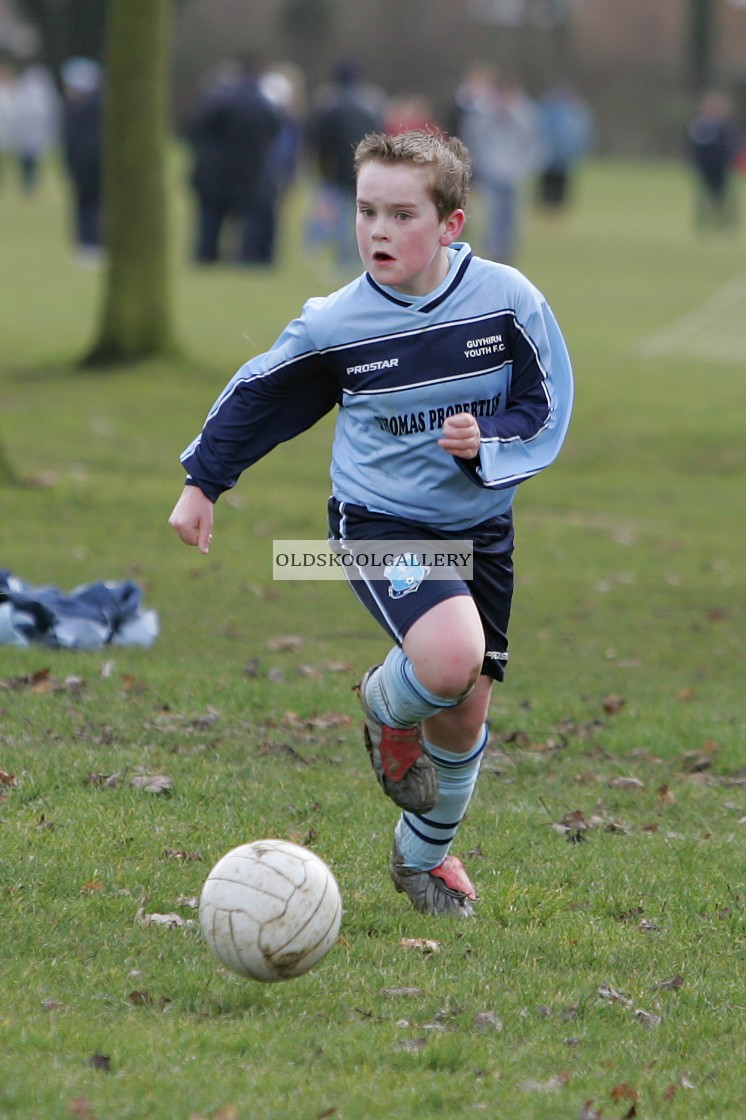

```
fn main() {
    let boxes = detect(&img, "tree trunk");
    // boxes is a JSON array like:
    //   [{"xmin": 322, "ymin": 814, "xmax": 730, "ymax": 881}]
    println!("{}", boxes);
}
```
[
  {"xmin": 84, "ymin": 0, "xmax": 177, "ymax": 365},
  {"xmin": 0, "ymin": 440, "xmax": 16, "ymax": 486}
]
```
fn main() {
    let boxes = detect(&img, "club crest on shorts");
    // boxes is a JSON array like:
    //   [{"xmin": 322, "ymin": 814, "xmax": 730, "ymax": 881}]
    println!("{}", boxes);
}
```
[{"xmin": 384, "ymin": 553, "xmax": 430, "ymax": 599}]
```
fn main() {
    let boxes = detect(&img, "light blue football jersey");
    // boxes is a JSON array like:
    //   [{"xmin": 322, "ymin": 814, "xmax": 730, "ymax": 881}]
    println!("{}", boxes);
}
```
[{"xmin": 181, "ymin": 242, "xmax": 573, "ymax": 531}]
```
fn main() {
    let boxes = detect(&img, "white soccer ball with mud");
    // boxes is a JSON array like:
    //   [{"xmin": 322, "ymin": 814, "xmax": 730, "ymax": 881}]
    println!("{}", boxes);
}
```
[{"xmin": 199, "ymin": 839, "xmax": 342, "ymax": 982}]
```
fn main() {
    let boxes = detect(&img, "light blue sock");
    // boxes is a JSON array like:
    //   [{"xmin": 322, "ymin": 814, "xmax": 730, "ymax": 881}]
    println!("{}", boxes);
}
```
[
  {"xmin": 364, "ymin": 646, "xmax": 461, "ymax": 728},
  {"xmin": 394, "ymin": 725, "xmax": 488, "ymax": 871}
]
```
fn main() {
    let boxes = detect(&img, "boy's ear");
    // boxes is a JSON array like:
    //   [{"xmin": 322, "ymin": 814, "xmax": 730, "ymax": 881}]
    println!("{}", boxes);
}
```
[{"xmin": 440, "ymin": 208, "xmax": 466, "ymax": 245}]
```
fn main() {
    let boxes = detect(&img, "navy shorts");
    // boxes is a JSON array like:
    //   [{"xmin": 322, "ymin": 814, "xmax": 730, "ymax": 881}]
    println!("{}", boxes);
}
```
[{"xmin": 328, "ymin": 498, "xmax": 515, "ymax": 682}]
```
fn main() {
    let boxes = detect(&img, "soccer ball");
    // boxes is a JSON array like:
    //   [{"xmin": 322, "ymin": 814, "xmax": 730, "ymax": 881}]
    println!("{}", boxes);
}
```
[{"xmin": 199, "ymin": 839, "xmax": 343, "ymax": 982}]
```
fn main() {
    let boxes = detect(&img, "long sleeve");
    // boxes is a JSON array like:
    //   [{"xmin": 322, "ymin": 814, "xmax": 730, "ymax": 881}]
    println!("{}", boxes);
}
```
[
  {"xmin": 181, "ymin": 313, "xmax": 341, "ymax": 502},
  {"xmin": 456, "ymin": 286, "xmax": 573, "ymax": 492}
]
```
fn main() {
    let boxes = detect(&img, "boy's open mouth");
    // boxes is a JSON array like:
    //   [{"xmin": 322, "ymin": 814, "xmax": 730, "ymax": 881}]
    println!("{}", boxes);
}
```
[{"xmin": 373, "ymin": 251, "xmax": 394, "ymax": 262}]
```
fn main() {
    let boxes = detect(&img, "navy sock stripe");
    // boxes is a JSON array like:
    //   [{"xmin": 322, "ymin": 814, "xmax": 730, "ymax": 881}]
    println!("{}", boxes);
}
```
[
  {"xmin": 428, "ymin": 749, "xmax": 483, "ymax": 769},
  {"xmin": 402, "ymin": 815, "xmax": 457, "ymax": 846},
  {"xmin": 427, "ymin": 727, "xmax": 489, "ymax": 769},
  {"xmin": 404, "ymin": 812, "xmax": 462, "ymax": 831}
]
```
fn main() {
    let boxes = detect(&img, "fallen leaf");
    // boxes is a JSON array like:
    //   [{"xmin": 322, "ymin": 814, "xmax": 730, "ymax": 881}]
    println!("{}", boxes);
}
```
[
  {"xmin": 0, "ymin": 668, "xmax": 49, "ymax": 690},
  {"xmin": 609, "ymin": 776, "xmax": 644, "ymax": 790},
  {"xmin": 634, "ymin": 1008, "xmax": 661, "ymax": 1027},
  {"xmin": 308, "ymin": 711, "xmax": 353, "ymax": 729},
  {"xmin": 518, "ymin": 1072, "xmax": 571, "ymax": 1092},
  {"xmin": 605, "ymin": 818, "xmax": 634, "ymax": 834},
  {"xmin": 135, "ymin": 907, "xmax": 196, "ymax": 929},
  {"xmin": 555, "ymin": 809, "xmax": 588, "ymax": 833},
  {"xmin": 618, "ymin": 906, "xmax": 644, "ymax": 922},
  {"xmin": 267, "ymin": 634, "xmax": 304, "ymax": 651},
  {"xmin": 280, "ymin": 710, "xmax": 352, "ymax": 731},
  {"xmin": 298, "ymin": 664, "xmax": 322, "ymax": 678},
  {"xmin": 128, "ymin": 990, "xmax": 152, "ymax": 1006},
  {"xmin": 474, "ymin": 1010, "xmax": 503, "ymax": 1031},
  {"xmin": 68, "ymin": 1097, "xmax": 96, "ymax": 1119},
  {"xmin": 611, "ymin": 1084, "xmax": 638, "ymax": 1101},
  {"xmin": 0, "ymin": 770, "xmax": 18, "ymax": 788},
  {"xmin": 682, "ymin": 740, "xmax": 718, "ymax": 773},
  {"xmin": 597, "ymin": 984, "xmax": 632, "ymax": 1006},
  {"xmin": 578, "ymin": 1102, "xmax": 603, "ymax": 1120},
  {"xmin": 188, "ymin": 709, "xmax": 221, "ymax": 730},
  {"xmin": 120, "ymin": 673, "xmax": 147, "ymax": 694},
  {"xmin": 399, "ymin": 937, "xmax": 440, "ymax": 953},
  {"xmin": 130, "ymin": 774, "xmax": 173, "ymax": 794},
  {"xmin": 396, "ymin": 1037, "xmax": 427, "ymax": 1053},
  {"xmin": 84, "ymin": 772, "xmax": 120, "ymax": 787},
  {"xmin": 602, "ymin": 693, "xmax": 626, "ymax": 715},
  {"xmin": 163, "ymin": 849, "xmax": 203, "ymax": 862},
  {"xmin": 88, "ymin": 1053, "xmax": 111, "ymax": 1072},
  {"xmin": 653, "ymin": 974, "xmax": 683, "ymax": 991}
]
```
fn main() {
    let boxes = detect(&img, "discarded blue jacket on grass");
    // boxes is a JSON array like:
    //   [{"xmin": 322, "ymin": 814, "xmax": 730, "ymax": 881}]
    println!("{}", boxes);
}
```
[{"xmin": 0, "ymin": 570, "xmax": 159, "ymax": 650}]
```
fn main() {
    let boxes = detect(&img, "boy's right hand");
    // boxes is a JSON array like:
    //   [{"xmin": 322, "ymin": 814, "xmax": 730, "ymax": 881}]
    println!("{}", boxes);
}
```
[{"xmin": 168, "ymin": 485, "xmax": 214, "ymax": 554}]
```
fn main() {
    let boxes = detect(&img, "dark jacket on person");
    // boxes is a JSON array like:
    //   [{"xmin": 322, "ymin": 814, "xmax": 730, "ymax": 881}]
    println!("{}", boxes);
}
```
[
  {"xmin": 189, "ymin": 76, "xmax": 282, "ymax": 208},
  {"xmin": 62, "ymin": 90, "xmax": 102, "ymax": 197}
]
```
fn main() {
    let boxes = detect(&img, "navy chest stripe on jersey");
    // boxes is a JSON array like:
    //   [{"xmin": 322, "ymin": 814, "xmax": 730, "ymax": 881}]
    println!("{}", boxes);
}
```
[
  {"xmin": 342, "ymin": 361, "xmax": 511, "ymax": 397},
  {"xmin": 326, "ymin": 313, "xmax": 519, "ymax": 393}
]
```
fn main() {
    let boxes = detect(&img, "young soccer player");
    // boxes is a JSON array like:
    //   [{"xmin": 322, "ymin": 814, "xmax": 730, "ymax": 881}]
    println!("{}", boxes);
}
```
[{"xmin": 169, "ymin": 130, "xmax": 573, "ymax": 917}]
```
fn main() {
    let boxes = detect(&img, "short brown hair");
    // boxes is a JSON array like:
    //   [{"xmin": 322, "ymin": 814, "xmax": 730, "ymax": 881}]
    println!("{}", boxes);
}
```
[{"xmin": 354, "ymin": 130, "xmax": 472, "ymax": 220}]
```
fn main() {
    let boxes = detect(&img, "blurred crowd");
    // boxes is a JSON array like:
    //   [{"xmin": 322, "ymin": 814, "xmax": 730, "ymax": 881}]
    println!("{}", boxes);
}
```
[
  {"xmin": 179, "ymin": 54, "xmax": 597, "ymax": 272},
  {"xmin": 181, "ymin": 54, "xmax": 598, "ymax": 271},
  {"xmin": 1, "ymin": 52, "xmax": 103, "ymax": 263},
  {"xmin": 1, "ymin": 48, "xmax": 743, "ymax": 270}
]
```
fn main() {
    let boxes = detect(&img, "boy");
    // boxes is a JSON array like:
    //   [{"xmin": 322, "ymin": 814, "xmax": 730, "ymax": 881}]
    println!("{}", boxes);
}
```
[{"xmin": 169, "ymin": 130, "xmax": 573, "ymax": 917}]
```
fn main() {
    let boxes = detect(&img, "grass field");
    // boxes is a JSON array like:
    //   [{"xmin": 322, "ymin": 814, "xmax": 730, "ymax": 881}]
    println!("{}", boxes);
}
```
[{"xmin": 1, "ymin": 151, "xmax": 745, "ymax": 1120}]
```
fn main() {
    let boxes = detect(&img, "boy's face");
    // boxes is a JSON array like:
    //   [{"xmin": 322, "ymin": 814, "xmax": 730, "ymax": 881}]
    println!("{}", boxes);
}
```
[{"xmin": 355, "ymin": 161, "xmax": 464, "ymax": 296}]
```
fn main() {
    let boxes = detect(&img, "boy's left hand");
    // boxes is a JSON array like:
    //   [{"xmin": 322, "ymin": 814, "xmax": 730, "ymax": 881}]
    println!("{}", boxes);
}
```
[{"xmin": 438, "ymin": 412, "xmax": 481, "ymax": 460}]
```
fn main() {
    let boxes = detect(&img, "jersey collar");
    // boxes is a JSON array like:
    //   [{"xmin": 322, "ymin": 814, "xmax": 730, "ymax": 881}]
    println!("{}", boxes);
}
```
[{"xmin": 365, "ymin": 242, "xmax": 473, "ymax": 312}]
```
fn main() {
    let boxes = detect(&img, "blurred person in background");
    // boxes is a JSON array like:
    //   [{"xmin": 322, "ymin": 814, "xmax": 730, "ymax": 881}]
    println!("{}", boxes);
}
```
[
  {"xmin": 13, "ymin": 61, "xmax": 60, "ymax": 193},
  {"xmin": 187, "ymin": 54, "xmax": 282, "ymax": 266},
  {"xmin": 686, "ymin": 90, "xmax": 741, "ymax": 233},
  {"xmin": 454, "ymin": 63, "xmax": 543, "ymax": 264},
  {"xmin": 0, "ymin": 57, "xmax": 18, "ymax": 186},
  {"xmin": 61, "ymin": 57, "xmax": 103, "ymax": 263},
  {"xmin": 384, "ymin": 92, "xmax": 440, "ymax": 137},
  {"xmin": 259, "ymin": 62, "xmax": 307, "ymax": 264},
  {"xmin": 535, "ymin": 79, "xmax": 593, "ymax": 213},
  {"xmin": 305, "ymin": 59, "xmax": 386, "ymax": 273}
]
